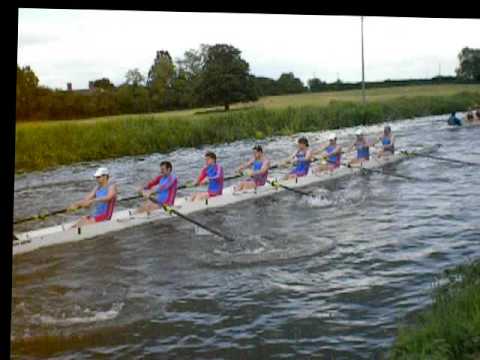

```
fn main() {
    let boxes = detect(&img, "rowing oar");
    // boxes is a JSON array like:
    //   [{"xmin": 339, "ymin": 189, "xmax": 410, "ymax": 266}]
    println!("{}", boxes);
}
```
[
  {"xmin": 356, "ymin": 166, "xmax": 419, "ymax": 181},
  {"xmin": 13, "ymin": 207, "xmax": 78, "ymax": 225},
  {"xmin": 149, "ymin": 195, "xmax": 235, "ymax": 242},
  {"xmin": 267, "ymin": 179, "xmax": 314, "ymax": 196},
  {"xmin": 401, "ymin": 150, "xmax": 480, "ymax": 167},
  {"xmin": 335, "ymin": 158, "xmax": 420, "ymax": 181}
]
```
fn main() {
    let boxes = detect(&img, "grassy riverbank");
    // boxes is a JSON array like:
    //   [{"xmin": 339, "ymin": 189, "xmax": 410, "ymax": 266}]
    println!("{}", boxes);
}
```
[
  {"xmin": 390, "ymin": 259, "xmax": 480, "ymax": 359},
  {"xmin": 15, "ymin": 88, "xmax": 480, "ymax": 173}
]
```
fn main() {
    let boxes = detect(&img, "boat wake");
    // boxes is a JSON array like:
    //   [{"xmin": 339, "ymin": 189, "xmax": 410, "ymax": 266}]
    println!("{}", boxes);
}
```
[
  {"xmin": 31, "ymin": 302, "xmax": 124, "ymax": 327},
  {"xmin": 199, "ymin": 234, "xmax": 336, "ymax": 267}
]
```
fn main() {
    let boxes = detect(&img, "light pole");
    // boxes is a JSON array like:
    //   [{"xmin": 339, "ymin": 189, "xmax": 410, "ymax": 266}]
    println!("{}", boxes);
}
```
[{"xmin": 361, "ymin": 16, "xmax": 366, "ymax": 105}]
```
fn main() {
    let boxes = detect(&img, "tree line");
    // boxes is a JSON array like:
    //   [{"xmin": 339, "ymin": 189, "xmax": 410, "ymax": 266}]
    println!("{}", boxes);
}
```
[{"xmin": 16, "ymin": 45, "xmax": 480, "ymax": 121}]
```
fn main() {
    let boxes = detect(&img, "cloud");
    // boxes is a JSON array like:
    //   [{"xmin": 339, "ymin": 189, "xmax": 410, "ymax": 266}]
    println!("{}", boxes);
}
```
[
  {"xmin": 18, "ymin": 32, "xmax": 59, "ymax": 46},
  {"xmin": 16, "ymin": 10, "xmax": 480, "ymax": 89}
]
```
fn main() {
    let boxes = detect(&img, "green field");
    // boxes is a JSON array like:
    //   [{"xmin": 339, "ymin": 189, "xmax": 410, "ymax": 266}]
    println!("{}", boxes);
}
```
[{"xmin": 15, "ymin": 84, "xmax": 480, "ymax": 173}]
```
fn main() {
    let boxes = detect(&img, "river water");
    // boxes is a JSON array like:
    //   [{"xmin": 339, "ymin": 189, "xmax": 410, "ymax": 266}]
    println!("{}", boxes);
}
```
[{"xmin": 11, "ymin": 114, "xmax": 480, "ymax": 359}]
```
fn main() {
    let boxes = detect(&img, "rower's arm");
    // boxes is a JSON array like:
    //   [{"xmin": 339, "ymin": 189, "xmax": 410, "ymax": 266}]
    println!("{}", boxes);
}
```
[
  {"xmin": 144, "ymin": 176, "xmax": 161, "ymax": 190},
  {"xmin": 305, "ymin": 149, "xmax": 314, "ymax": 161},
  {"xmin": 311, "ymin": 144, "xmax": 327, "ymax": 156},
  {"xmin": 238, "ymin": 158, "xmax": 254, "ymax": 172},
  {"xmin": 196, "ymin": 168, "xmax": 208, "ymax": 185},
  {"xmin": 287, "ymin": 151, "xmax": 297, "ymax": 162},
  {"xmin": 366, "ymin": 137, "xmax": 376, "ymax": 147},
  {"xmin": 346, "ymin": 142, "xmax": 355, "ymax": 154},
  {"xmin": 84, "ymin": 187, "xmax": 97, "ymax": 201}
]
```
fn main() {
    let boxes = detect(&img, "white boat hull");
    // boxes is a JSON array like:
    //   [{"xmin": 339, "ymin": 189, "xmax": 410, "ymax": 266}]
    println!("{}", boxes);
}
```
[{"xmin": 13, "ymin": 146, "xmax": 437, "ymax": 256}]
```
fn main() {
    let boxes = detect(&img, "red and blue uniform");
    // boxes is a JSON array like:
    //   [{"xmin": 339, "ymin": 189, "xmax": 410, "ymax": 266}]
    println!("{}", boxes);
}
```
[
  {"xmin": 250, "ymin": 159, "xmax": 269, "ymax": 186},
  {"xmin": 326, "ymin": 145, "xmax": 341, "ymax": 168},
  {"xmin": 198, "ymin": 164, "xmax": 224, "ymax": 197},
  {"xmin": 145, "ymin": 174, "xmax": 178, "ymax": 206},
  {"xmin": 290, "ymin": 150, "xmax": 310, "ymax": 177},
  {"xmin": 90, "ymin": 185, "xmax": 116, "ymax": 222}
]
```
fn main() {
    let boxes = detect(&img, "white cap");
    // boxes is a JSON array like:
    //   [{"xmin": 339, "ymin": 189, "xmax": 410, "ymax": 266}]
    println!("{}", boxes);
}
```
[
  {"xmin": 355, "ymin": 129, "xmax": 364, "ymax": 136},
  {"xmin": 327, "ymin": 133, "xmax": 337, "ymax": 140},
  {"xmin": 94, "ymin": 167, "xmax": 109, "ymax": 177}
]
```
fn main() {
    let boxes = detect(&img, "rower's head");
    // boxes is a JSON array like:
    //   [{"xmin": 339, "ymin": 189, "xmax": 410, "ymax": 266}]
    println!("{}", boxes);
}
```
[
  {"xmin": 94, "ymin": 167, "xmax": 109, "ymax": 185},
  {"xmin": 467, "ymin": 112, "xmax": 474, "ymax": 121},
  {"xmin": 384, "ymin": 125, "xmax": 391, "ymax": 135},
  {"xmin": 327, "ymin": 133, "xmax": 337, "ymax": 144},
  {"xmin": 355, "ymin": 128, "xmax": 364, "ymax": 139},
  {"xmin": 205, "ymin": 151, "xmax": 217, "ymax": 165},
  {"xmin": 252, "ymin": 144, "xmax": 263, "ymax": 160},
  {"xmin": 298, "ymin": 137, "xmax": 309, "ymax": 150},
  {"xmin": 160, "ymin": 161, "xmax": 173, "ymax": 176}
]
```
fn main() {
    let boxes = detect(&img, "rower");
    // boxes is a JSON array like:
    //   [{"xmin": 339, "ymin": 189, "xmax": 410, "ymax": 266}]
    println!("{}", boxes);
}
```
[
  {"xmin": 312, "ymin": 133, "xmax": 342, "ymax": 174},
  {"xmin": 377, "ymin": 125, "xmax": 395, "ymax": 158},
  {"xmin": 447, "ymin": 111, "xmax": 462, "ymax": 126},
  {"xmin": 347, "ymin": 128, "xmax": 373, "ymax": 167},
  {"xmin": 191, "ymin": 151, "xmax": 224, "ymax": 202},
  {"xmin": 69, "ymin": 167, "xmax": 117, "ymax": 227},
  {"xmin": 284, "ymin": 137, "xmax": 313, "ymax": 180},
  {"xmin": 136, "ymin": 161, "xmax": 178, "ymax": 213},
  {"xmin": 234, "ymin": 144, "xmax": 270, "ymax": 192},
  {"xmin": 466, "ymin": 112, "xmax": 475, "ymax": 124}
]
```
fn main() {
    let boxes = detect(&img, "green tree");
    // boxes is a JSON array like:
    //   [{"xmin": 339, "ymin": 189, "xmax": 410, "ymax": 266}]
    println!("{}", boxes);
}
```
[
  {"xmin": 177, "ymin": 44, "xmax": 210, "ymax": 80},
  {"xmin": 276, "ymin": 72, "xmax": 305, "ymax": 94},
  {"xmin": 456, "ymin": 47, "xmax": 480, "ymax": 81},
  {"xmin": 116, "ymin": 84, "xmax": 150, "ymax": 114},
  {"xmin": 92, "ymin": 78, "xmax": 115, "ymax": 91},
  {"xmin": 308, "ymin": 77, "xmax": 326, "ymax": 92},
  {"xmin": 252, "ymin": 76, "xmax": 280, "ymax": 96},
  {"xmin": 16, "ymin": 65, "xmax": 39, "ymax": 119},
  {"xmin": 176, "ymin": 44, "xmax": 210, "ymax": 107},
  {"xmin": 147, "ymin": 50, "xmax": 176, "ymax": 110},
  {"xmin": 199, "ymin": 44, "xmax": 258, "ymax": 111},
  {"xmin": 125, "ymin": 68, "xmax": 145, "ymax": 86}
]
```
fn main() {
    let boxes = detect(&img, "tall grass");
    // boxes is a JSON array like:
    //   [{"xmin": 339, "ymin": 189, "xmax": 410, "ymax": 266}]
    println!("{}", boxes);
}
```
[
  {"xmin": 390, "ymin": 259, "xmax": 480, "ymax": 359},
  {"xmin": 15, "ymin": 91, "xmax": 480, "ymax": 173}
]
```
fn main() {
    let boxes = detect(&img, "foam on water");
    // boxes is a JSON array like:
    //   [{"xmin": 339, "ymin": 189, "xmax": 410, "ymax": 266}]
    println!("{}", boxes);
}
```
[{"xmin": 32, "ymin": 302, "xmax": 124, "ymax": 326}]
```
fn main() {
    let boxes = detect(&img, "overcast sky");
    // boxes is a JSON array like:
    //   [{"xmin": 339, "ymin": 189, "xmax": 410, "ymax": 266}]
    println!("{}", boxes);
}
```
[{"xmin": 17, "ymin": 9, "xmax": 480, "ymax": 90}]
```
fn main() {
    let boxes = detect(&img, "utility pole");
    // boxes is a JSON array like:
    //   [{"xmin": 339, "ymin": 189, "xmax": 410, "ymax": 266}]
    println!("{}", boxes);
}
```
[{"xmin": 361, "ymin": 16, "xmax": 366, "ymax": 105}]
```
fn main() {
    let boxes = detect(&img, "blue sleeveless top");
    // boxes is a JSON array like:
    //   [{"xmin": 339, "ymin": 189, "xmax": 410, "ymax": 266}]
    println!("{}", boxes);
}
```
[
  {"xmin": 381, "ymin": 135, "xmax": 394, "ymax": 153},
  {"xmin": 355, "ymin": 142, "xmax": 370, "ymax": 160},
  {"xmin": 326, "ymin": 145, "xmax": 340, "ymax": 166},
  {"xmin": 93, "ymin": 186, "xmax": 108, "ymax": 216},
  {"xmin": 295, "ymin": 150, "xmax": 310, "ymax": 175}
]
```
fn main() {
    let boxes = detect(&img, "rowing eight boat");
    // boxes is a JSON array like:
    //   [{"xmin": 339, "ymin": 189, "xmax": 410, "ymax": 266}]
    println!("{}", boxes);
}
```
[{"xmin": 13, "ymin": 144, "xmax": 439, "ymax": 256}]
